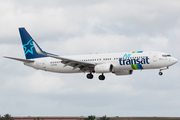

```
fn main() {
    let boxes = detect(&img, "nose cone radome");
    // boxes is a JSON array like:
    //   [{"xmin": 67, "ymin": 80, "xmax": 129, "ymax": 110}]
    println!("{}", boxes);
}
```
[{"xmin": 171, "ymin": 57, "xmax": 178, "ymax": 65}]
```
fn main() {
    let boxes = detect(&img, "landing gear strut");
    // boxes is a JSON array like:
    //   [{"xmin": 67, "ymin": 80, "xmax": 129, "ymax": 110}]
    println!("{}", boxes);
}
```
[
  {"xmin": 99, "ymin": 74, "xmax": 105, "ymax": 80},
  {"xmin": 87, "ymin": 73, "xmax": 93, "ymax": 79},
  {"xmin": 158, "ymin": 67, "xmax": 169, "ymax": 76}
]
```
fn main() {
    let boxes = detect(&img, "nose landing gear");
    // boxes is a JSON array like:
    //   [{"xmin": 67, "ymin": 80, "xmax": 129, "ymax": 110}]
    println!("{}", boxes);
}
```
[
  {"xmin": 158, "ymin": 67, "xmax": 169, "ymax": 76},
  {"xmin": 159, "ymin": 71, "xmax": 163, "ymax": 76}
]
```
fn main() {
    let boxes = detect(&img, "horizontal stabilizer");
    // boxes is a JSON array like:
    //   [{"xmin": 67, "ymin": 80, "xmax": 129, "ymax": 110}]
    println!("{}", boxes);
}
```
[{"xmin": 4, "ymin": 56, "xmax": 34, "ymax": 62}]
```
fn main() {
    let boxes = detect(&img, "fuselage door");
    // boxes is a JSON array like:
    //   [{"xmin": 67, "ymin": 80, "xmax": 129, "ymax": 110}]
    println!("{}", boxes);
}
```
[
  {"xmin": 153, "ymin": 53, "xmax": 157, "ymax": 62},
  {"xmin": 42, "ymin": 60, "xmax": 46, "ymax": 69}
]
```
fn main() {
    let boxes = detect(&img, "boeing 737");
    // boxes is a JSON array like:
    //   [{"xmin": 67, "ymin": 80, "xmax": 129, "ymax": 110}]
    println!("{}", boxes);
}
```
[{"xmin": 4, "ymin": 28, "xmax": 178, "ymax": 80}]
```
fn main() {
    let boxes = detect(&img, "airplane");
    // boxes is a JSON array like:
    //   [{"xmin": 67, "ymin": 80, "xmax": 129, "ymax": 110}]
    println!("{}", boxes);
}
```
[{"xmin": 4, "ymin": 28, "xmax": 178, "ymax": 80}]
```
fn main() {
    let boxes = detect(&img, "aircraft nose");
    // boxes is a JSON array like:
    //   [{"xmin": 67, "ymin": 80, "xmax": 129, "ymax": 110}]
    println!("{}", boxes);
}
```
[{"xmin": 171, "ymin": 57, "xmax": 178, "ymax": 65}]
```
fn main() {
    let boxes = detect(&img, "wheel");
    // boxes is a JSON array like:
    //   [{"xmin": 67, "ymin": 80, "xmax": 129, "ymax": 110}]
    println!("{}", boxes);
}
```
[
  {"xmin": 99, "ymin": 74, "xmax": 105, "ymax": 80},
  {"xmin": 87, "ymin": 74, "xmax": 93, "ymax": 79},
  {"xmin": 159, "ymin": 72, "xmax": 163, "ymax": 76},
  {"xmin": 87, "ymin": 73, "xmax": 93, "ymax": 79}
]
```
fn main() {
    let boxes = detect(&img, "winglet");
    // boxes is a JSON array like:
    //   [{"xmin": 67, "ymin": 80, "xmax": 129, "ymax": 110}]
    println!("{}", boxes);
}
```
[{"xmin": 33, "ymin": 41, "xmax": 96, "ymax": 67}]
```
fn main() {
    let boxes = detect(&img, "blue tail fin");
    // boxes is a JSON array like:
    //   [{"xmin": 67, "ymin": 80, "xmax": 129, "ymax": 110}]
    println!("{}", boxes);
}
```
[{"xmin": 19, "ymin": 28, "xmax": 47, "ymax": 59}]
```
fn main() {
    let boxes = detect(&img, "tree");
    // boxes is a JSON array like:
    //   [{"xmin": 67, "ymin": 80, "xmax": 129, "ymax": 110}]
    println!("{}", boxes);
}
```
[
  {"xmin": 100, "ymin": 115, "xmax": 109, "ymax": 120},
  {"xmin": 0, "ymin": 114, "xmax": 13, "ymax": 120},
  {"xmin": 84, "ymin": 115, "xmax": 96, "ymax": 120}
]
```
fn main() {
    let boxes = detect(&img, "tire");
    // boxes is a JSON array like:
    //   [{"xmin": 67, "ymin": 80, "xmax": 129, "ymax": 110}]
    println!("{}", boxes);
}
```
[
  {"xmin": 159, "ymin": 72, "xmax": 163, "ymax": 76},
  {"xmin": 87, "ymin": 74, "xmax": 93, "ymax": 79},
  {"xmin": 99, "ymin": 75, "xmax": 105, "ymax": 80}
]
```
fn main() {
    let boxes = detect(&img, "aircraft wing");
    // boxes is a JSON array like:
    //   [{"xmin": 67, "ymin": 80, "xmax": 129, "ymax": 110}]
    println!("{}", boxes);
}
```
[
  {"xmin": 32, "ymin": 41, "xmax": 96, "ymax": 71},
  {"xmin": 4, "ymin": 56, "xmax": 34, "ymax": 62}
]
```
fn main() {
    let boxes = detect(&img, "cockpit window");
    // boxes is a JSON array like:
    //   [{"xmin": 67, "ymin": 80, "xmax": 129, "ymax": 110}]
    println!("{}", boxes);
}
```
[{"xmin": 162, "ymin": 55, "xmax": 171, "ymax": 57}]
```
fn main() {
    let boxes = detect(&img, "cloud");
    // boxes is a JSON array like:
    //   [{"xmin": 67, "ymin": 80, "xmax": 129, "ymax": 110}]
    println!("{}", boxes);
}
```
[
  {"xmin": 0, "ymin": 0, "xmax": 180, "ymax": 117},
  {"xmin": 149, "ymin": 36, "xmax": 168, "ymax": 47}
]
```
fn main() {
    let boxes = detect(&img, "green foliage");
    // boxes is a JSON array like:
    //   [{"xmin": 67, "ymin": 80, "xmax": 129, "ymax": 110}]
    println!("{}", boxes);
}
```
[
  {"xmin": 84, "ymin": 115, "xmax": 96, "ymax": 120},
  {"xmin": 0, "ymin": 114, "xmax": 13, "ymax": 120},
  {"xmin": 100, "ymin": 115, "xmax": 109, "ymax": 120}
]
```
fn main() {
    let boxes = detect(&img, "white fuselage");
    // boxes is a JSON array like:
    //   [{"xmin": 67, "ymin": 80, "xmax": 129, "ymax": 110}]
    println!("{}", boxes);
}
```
[
  {"xmin": 24, "ymin": 51, "xmax": 177, "ymax": 74},
  {"xmin": 5, "ymin": 28, "xmax": 178, "ymax": 80}
]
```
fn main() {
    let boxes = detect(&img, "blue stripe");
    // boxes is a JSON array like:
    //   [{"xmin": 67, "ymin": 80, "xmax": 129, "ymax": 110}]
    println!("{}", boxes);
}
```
[
  {"xmin": 136, "ymin": 64, "xmax": 143, "ymax": 69},
  {"xmin": 136, "ymin": 64, "xmax": 141, "ymax": 69},
  {"xmin": 137, "ymin": 51, "xmax": 143, "ymax": 53},
  {"xmin": 139, "ymin": 64, "xmax": 143, "ymax": 69}
]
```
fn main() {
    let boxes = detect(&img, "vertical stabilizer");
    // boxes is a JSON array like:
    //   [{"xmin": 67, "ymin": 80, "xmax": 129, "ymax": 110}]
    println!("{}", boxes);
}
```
[{"xmin": 19, "ymin": 28, "xmax": 47, "ymax": 59}]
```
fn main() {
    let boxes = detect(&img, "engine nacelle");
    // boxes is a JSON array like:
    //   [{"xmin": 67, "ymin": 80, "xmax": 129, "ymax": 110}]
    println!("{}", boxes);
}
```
[
  {"xmin": 94, "ymin": 64, "xmax": 113, "ymax": 73},
  {"xmin": 113, "ymin": 70, "xmax": 133, "ymax": 76}
]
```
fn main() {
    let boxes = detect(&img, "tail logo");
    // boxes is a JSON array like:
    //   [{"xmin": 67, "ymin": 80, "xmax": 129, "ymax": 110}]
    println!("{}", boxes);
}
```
[{"xmin": 23, "ymin": 39, "xmax": 34, "ymax": 55}]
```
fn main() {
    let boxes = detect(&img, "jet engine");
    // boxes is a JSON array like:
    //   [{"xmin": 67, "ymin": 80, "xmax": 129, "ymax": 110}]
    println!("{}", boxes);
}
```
[{"xmin": 94, "ymin": 63, "xmax": 113, "ymax": 73}]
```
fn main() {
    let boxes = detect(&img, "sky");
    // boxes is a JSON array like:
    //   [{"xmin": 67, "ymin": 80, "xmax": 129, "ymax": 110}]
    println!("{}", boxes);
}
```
[{"xmin": 0, "ymin": 0, "xmax": 180, "ymax": 117}]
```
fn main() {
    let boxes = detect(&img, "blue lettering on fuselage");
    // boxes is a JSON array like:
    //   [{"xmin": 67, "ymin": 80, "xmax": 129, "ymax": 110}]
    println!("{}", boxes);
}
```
[
  {"xmin": 123, "ymin": 53, "xmax": 131, "ymax": 57},
  {"xmin": 119, "ymin": 57, "xmax": 150, "ymax": 65}
]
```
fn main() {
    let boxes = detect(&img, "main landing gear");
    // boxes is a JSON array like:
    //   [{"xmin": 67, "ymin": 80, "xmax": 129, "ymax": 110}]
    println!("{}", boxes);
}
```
[
  {"xmin": 86, "ymin": 73, "xmax": 105, "ymax": 80},
  {"xmin": 99, "ymin": 74, "xmax": 105, "ymax": 80},
  {"xmin": 87, "ymin": 73, "xmax": 93, "ymax": 79}
]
